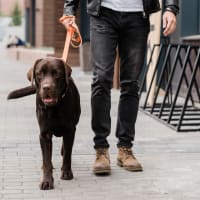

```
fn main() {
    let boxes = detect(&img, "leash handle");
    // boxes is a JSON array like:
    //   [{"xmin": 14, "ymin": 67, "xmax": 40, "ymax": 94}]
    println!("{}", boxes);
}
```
[{"xmin": 60, "ymin": 16, "xmax": 82, "ymax": 62}]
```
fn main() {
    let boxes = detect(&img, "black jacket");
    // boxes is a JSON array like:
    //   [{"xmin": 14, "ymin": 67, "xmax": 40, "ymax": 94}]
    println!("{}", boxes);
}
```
[{"xmin": 63, "ymin": 0, "xmax": 179, "ymax": 16}]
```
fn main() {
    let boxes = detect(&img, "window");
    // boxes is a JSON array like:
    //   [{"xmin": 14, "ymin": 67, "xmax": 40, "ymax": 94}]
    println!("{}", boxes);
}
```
[{"xmin": 181, "ymin": 0, "xmax": 200, "ymax": 37}]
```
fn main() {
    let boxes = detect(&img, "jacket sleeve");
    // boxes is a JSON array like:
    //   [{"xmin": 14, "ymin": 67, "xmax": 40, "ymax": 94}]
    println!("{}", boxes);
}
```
[
  {"xmin": 164, "ymin": 0, "xmax": 179, "ymax": 15},
  {"xmin": 63, "ymin": 0, "xmax": 80, "ymax": 16}
]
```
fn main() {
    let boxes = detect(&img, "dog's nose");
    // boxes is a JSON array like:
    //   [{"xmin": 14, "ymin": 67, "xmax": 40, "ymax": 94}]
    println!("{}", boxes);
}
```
[{"xmin": 42, "ymin": 84, "xmax": 50, "ymax": 91}]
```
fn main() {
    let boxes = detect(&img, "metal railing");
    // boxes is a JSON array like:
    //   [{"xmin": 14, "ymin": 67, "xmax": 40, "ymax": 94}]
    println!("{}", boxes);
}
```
[{"xmin": 139, "ymin": 44, "xmax": 200, "ymax": 132}]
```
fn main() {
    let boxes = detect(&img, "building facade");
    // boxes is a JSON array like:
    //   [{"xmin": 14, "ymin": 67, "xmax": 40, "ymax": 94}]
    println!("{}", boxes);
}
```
[
  {"xmin": 0, "ymin": 0, "xmax": 24, "ymax": 16},
  {"xmin": 24, "ymin": 0, "xmax": 81, "ymax": 66}
]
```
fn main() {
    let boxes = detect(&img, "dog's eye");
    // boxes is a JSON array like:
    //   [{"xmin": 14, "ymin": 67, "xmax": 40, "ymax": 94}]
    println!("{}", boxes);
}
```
[{"xmin": 52, "ymin": 70, "xmax": 61, "ymax": 78}]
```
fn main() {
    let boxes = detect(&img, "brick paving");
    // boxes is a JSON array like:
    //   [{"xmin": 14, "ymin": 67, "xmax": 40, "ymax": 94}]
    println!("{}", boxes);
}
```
[{"xmin": 1, "ymin": 43, "xmax": 200, "ymax": 200}]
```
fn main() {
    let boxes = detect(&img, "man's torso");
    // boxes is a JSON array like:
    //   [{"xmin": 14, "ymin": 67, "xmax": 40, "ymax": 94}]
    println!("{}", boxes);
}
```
[{"xmin": 101, "ymin": 0, "xmax": 144, "ymax": 12}]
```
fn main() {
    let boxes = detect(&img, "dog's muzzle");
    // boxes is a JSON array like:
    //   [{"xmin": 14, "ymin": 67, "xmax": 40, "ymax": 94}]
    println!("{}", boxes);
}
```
[{"xmin": 41, "ymin": 84, "xmax": 58, "ymax": 106}]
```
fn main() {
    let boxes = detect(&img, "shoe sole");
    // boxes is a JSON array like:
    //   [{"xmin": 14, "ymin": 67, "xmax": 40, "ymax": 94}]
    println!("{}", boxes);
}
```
[
  {"xmin": 117, "ymin": 160, "xmax": 143, "ymax": 172},
  {"xmin": 93, "ymin": 168, "xmax": 111, "ymax": 175}
]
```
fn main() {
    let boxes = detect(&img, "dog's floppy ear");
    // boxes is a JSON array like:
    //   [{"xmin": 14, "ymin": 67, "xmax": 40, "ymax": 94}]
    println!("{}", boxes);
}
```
[
  {"xmin": 27, "ymin": 67, "xmax": 33, "ymax": 82},
  {"xmin": 27, "ymin": 59, "xmax": 43, "ymax": 86}
]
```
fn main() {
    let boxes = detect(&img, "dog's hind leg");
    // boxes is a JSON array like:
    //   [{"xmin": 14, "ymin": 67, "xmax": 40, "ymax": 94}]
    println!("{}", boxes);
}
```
[
  {"xmin": 61, "ymin": 128, "xmax": 75, "ymax": 180},
  {"xmin": 39, "ymin": 134, "xmax": 54, "ymax": 190}
]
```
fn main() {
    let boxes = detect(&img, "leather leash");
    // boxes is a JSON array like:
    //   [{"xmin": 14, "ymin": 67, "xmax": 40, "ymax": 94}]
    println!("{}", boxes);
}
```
[{"xmin": 59, "ymin": 16, "xmax": 82, "ymax": 63}]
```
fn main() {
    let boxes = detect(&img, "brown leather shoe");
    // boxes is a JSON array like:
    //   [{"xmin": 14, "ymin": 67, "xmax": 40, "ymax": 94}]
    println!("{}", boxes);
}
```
[
  {"xmin": 117, "ymin": 147, "xmax": 143, "ymax": 171},
  {"xmin": 93, "ymin": 148, "xmax": 111, "ymax": 174}
]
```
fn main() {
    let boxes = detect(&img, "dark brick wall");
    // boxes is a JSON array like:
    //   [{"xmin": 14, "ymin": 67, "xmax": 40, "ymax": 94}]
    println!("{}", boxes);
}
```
[{"xmin": 26, "ymin": 0, "xmax": 80, "ymax": 66}]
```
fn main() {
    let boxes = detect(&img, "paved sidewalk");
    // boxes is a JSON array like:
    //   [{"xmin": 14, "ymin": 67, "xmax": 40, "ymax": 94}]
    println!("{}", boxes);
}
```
[{"xmin": 1, "ymin": 44, "xmax": 200, "ymax": 200}]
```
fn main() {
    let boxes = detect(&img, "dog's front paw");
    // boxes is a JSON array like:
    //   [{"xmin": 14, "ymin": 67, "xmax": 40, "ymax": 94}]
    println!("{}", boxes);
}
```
[
  {"xmin": 40, "ymin": 177, "xmax": 54, "ymax": 190},
  {"xmin": 61, "ymin": 170, "xmax": 73, "ymax": 180}
]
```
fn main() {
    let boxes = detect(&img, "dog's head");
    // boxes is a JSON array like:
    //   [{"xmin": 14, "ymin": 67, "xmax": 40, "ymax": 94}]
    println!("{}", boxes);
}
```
[{"xmin": 28, "ymin": 57, "xmax": 72, "ymax": 106}]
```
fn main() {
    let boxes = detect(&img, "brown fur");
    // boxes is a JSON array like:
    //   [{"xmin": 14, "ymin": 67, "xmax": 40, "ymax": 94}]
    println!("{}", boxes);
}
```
[{"xmin": 8, "ymin": 58, "xmax": 80, "ymax": 190}]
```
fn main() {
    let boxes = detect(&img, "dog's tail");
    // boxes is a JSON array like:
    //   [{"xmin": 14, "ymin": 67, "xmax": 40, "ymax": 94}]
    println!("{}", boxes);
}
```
[{"xmin": 7, "ymin": 85, "xmax": 36, "ymax": 99}]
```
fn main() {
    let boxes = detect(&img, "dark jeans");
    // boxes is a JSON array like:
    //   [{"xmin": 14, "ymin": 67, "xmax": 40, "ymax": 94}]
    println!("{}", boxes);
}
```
[{"xmin": 90, "ymin": 7, "xmax": 150, "ymax": 149}]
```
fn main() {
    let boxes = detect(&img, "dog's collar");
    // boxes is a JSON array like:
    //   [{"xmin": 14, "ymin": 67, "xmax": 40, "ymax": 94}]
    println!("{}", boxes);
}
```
[
  {"xmin": 61, "ymin": 93, "xmax": 66, "ymax": 99},
  {"xmin": 61, "ymin": 86, "xmax": 69, "ymax": 99}
]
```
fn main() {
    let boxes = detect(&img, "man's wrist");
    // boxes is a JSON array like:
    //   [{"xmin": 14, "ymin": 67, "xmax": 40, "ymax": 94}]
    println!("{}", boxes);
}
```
[
  {"xmin": 59, "ymin": 15, "xmax": 75, "ymax": 23},
  {"xmin": 165, "ymin": 6, "xmax": 179, "ymax": 16}
]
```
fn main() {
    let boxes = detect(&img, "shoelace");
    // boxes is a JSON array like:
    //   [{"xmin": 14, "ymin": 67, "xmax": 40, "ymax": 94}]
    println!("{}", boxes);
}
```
[
  {"xmin": 96, "ymin": 149, "xmax": 108, "ymax": 159},
  {"xmin": 121, "ymin": 147, "xmax": 136, "ymax": 159}
]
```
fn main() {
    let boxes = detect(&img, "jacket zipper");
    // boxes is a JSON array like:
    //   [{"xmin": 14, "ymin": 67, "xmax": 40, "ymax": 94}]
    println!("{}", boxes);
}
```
[
  {"xmin": 97, "ymin": 0, "xmax": 102, "ymax": 16},
  {"xmin": 142, "ymin": 0, "xmax": 147, "ymax": 18}
]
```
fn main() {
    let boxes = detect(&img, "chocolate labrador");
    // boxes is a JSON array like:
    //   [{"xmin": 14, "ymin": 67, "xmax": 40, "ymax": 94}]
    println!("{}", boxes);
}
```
[{"xmin": 7, "ymin": 58, "xmax": 81, "ymax": 190}]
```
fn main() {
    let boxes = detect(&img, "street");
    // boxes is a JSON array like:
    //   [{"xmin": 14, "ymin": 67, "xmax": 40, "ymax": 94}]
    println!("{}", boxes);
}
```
[{"xmin": 1, "ymin": 42, "xmax": 200, "ymax": 200}]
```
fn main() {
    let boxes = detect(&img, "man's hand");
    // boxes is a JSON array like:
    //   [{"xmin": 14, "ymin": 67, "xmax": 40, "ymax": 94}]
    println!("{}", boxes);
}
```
[
  {"xmin": 163, "ymin": 11, "xmax": 177, "ymax": 36},
  {"xmin": 60, "ymin": 15, "xmax": 82, "ymax": 48},
  {"xmin": 61, "ymin": 16, "xmax": 76, "ymax": 30}
]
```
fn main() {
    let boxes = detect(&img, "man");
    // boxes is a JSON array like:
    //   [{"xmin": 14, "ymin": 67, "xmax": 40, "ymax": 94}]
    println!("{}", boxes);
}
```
[
  {"xmin": 6, "ymin": 35, "xmax": 26, "ymax": 48},
  {"xmin": 62, "ymin": 0, "xmax": 179, "ymax": 174}
]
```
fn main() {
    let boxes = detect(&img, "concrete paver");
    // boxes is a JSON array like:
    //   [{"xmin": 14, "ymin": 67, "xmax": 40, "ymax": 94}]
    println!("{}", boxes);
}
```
[{"xmin": 1, "ymin": 43, "xmax": 200, "ymax": 200}]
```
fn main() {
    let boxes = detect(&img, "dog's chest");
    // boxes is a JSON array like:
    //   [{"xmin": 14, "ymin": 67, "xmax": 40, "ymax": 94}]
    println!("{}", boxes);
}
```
[
  {"xmin": 37, "ymin": 105, "xmax": 73, "ymax": 137},
  {"xmin": 46, "ymin": 108, "xmax": 59, "ymax": 119}
]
